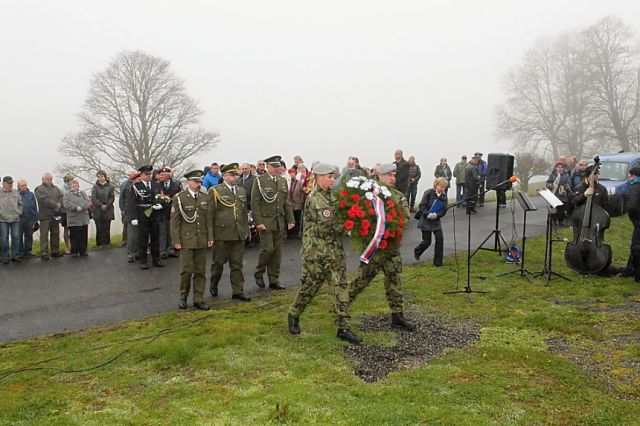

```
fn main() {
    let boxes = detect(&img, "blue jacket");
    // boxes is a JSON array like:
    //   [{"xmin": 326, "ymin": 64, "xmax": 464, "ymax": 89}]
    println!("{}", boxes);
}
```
[
  {"xmin": 19, "ymin": 190, "xmax": 38, "ymax": 221},
  {"xmin": 202, "ymin": 172, "xmax": 222, "ymax": 190}
]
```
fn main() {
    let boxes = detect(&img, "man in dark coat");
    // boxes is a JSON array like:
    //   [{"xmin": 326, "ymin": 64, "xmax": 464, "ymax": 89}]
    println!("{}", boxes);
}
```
[
  {"xmin": 125, "ymin": 165, "xmax": 165, "ymax": 269},
  {"xmin": 394, "ymin": 149, "xmax": 410, "ymax": 196},
  {"xmin": 465, "ymin": 157, "xmax": 480, "ymax": 214},
  {"xmin": 157, "ymin": 167, "xmax": 182, "ymax": 259}
]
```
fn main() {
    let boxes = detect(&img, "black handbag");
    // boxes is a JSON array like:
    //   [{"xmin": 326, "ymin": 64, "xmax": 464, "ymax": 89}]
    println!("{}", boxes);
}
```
[{"xmin": 414, "ymin": 210, "xmax": 422, "ymax": 220}]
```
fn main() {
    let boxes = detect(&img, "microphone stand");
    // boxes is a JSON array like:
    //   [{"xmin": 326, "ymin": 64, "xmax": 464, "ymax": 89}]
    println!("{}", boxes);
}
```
[{"xmin": 443, "ymin": 177, "xmax": 514, "ymax": 296}]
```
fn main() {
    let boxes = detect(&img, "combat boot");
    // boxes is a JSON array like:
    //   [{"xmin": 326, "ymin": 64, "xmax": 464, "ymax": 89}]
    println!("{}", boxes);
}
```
[
  {"xmin": 288, "ymin": 314, "xmax": 301, "ymax": 335},
  {"xmin": 391, "ymin": 313, "xmax": 416, "ymax": 331},
  {"xmin": 337, "ymin": 329, "xmax": 362, "ymax": 345}
]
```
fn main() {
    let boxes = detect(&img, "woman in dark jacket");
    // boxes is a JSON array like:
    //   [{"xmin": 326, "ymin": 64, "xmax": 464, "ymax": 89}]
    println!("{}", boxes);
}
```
[
  {"xmin": 414, "ymin": 177, "xmax": 449, "ymax": 266},
  {"xmin": 545, "ymin": 161, "xmax": 572, "ymax": 226},
  {"xmin": 91, "ymin": 170, "xmax": 115, "ymax": 246}
]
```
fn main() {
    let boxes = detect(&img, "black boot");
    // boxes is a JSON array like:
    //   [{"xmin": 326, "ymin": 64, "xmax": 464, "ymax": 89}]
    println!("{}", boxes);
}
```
[
  {"xmin": 337, "ymin": 329, "xmax": 362, "ymax": 345},
  {"xmin": 391, "ymin": 313, "xmax": 416, "ymax": 331},
  {"xmin": 288, "ymin": 314, "xmax": 301, "ymax": 335}
]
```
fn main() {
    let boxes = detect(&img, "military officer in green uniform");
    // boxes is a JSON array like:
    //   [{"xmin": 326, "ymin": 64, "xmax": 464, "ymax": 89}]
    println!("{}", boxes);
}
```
[
  {"xmin": 288, "ymin": 163, "xmax": 362, "ymax": 344},
  {"xmin": 251, "ymin": 155, "xmax": 295, "ymax": 290},
  {"xmin": 170, "ymin": 170, "xmax": 213, "ymax": 311},
  {"xmin": 209, "ymin": 163, "xmax": 252, "ymax": 301},
  {"xmin": 348, "ymin": 163, "xmax": 416, "ymax": 331}
]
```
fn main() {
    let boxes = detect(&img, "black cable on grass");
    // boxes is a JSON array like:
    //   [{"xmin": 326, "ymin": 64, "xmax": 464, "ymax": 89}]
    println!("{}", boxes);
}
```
[{"xmin": 0, "ymin": 300, "xmax": 282, "ymax": 382}]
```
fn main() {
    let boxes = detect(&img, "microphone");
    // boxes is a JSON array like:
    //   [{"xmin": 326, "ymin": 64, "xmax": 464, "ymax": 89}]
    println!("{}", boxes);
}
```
[{"xmin": 488, "ymin": 176, "xmax": 517, "ymax": 190}]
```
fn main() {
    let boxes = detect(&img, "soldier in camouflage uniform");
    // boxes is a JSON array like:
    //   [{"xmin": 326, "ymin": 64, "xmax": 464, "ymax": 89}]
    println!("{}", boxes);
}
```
[
  {"xmin": 251, "ymin": 155, "xmax": 295, "ymax": 290},
  {"xmin": 348, "ymin": 163, "xmax": 416, "ymax": 331},
  {"xmin": 288, "ymin": 163, "xmax": 362, "ymax": 344},
  {"xmin": 209, "ymin": 163, "xmax": 251, "ymax": 301},
  {"xmin": 170, "ymin": 170, "xmax": 213, "ymax": 311}
]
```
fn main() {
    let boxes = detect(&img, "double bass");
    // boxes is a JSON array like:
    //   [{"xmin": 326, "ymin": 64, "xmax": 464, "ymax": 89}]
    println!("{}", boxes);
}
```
[{"xmin": 564, "ymin": 156, "xmax": 612, "ymax": 274}]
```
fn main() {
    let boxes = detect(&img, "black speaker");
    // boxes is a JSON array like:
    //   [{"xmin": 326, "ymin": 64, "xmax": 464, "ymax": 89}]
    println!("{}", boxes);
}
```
[{"xmin": 487, "ymin": 153, "xmax": 514, "ymax": 188}]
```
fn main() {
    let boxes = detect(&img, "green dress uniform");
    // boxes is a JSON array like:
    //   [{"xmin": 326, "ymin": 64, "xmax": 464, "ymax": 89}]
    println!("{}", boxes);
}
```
[
  {"xmin": 288, "ymin": 186, "xmax": 351, "ymax": 330},
  {"xmin": 170, "ymin": 187, "xmax": 213, "ymax": 305},
  {"xmin": 348, "ymin": 164, "xmax": 415, "ymax": 331},
  {"xmin": 251, "ymin": 171, "xmax": 295, "ymax": 285},
  {"xmin": 209, "ymin": 182, "xmax": 249, "ymax": 296}
]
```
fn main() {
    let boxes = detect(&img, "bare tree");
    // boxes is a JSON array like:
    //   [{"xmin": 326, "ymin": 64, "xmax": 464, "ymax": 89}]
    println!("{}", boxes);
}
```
[
  {"xmin": 514, "ymin": 150, "xmax": 551, "ymax": 192},
  {"xmin": 58, "ymin": 50, "xmax": 219, "ymax": 186},
  {"xmin": 496, "ymin": 37, "xmax": 567, "ymax": 159},
  {"xmin": 583, "ymin": 16, "xmax": 640, "ymax": 151}
]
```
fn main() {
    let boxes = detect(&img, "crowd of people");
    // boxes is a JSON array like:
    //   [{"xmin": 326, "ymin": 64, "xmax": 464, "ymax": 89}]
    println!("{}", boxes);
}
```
[{"xmin": 3, "ymin": 149, "xmax": 640, "ymax": 343}]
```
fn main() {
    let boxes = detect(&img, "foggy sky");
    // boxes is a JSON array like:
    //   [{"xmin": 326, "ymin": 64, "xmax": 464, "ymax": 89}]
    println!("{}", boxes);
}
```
[{"xmin": 1, "ymin": 0, "xmax": 639, "ymax": 190}]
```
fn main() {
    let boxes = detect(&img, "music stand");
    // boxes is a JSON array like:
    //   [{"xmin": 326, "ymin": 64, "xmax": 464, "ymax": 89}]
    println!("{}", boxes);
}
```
[
  {"xmin": 472, "ymin": 182, "xmax": 509, "ymax": 257},
  {"xmin": 533, "ymin": 189, "xmax": 571, "ymax": 286},
  {"xmin": 497, "ymin": 191, "xmax": 536, "ymax": 282}
]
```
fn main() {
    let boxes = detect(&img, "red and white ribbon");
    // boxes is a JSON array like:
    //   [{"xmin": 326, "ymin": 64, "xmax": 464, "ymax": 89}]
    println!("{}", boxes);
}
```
[{"xmin": 359, "ymin": 192, "xmax": 386, "ymax": 264}]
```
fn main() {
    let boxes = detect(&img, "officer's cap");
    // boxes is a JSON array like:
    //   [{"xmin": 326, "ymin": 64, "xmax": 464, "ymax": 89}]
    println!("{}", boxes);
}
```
[
  {"xmin": 183, "ymin": 170, "xmax": 205, "ymax": 181},
  {"xmin": 138, "ymin": 165, "xmax": 153, "ymax": 173},
  {"xmin": 221, "ymin": 163, "xmax": 239, "ymax": 175},
  {"xmin": 377, "ymin": 163, "xmax": 397, "ymax": 174},
  {"xmin": 159, "ymin": 167, "xmax": 172, "ymax": 174},
  {"xmin": 312, "ymin": 163, "xmax": 336, "ymax": 176},
  {"xmin": 264, "ymin": 155, "xmax": 282, "ymax": 167}
]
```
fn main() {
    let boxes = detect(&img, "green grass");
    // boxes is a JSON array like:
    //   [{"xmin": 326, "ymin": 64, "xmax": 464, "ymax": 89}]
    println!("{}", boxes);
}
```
[{"xmin": 1, "ymin": 218, "xmax": 639, "ymax": 424}]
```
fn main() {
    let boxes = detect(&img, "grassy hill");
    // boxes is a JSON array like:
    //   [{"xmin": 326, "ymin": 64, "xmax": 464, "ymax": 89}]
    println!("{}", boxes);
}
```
[{"xmin": 1, "ymin": 217, "xmax": 639, "ymax": 425}]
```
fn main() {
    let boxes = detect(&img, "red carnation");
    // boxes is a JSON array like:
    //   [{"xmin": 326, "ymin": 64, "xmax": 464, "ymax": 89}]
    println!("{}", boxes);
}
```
[
  {"xmin": 384, "ymin": 230, "xmax": 390, "ymax": 239},
  {"xmin": 351, "ymin": 194, "xmax": 361, "ymax": 203},
  {"xmin": 357, "ymin": 210, "xmax": 365, "ymax": 218},
  {"xmin": 368, "ymin": 209, "xmax": 375, "ymax": 215},
  {"xmin": 359, "ymin": 228, "xmax": 369, "ymax": 237},
  {"xmin": 386, "ymin": 214, "xmax": 394, "ymax": 222},
  {"xmin": 364, "ymin": 200, "xmax": 372, "ymax": 208},
  {"xmin": 386, "ymin": 200, "xmax": 395, "ymax": 207},
  {"xmin": 398, "ymin": 218, "xmax": 405, "ymax": 227},
  {"xmin": 347, "ymin": 210, "xmax": 357, "ymax": 219},
  {"xmin": 398, "ymin": 210, "xmax": 405, "ymax": 216},
  {"xmin": 344, "ymin": 220, "xmax": 355, "ymax": 230},
  {"xmin": 340, "ymin": 190, "xmax": 349, "ymax": 197},
  {"xmin": 389, "ymin": 209, "xmax": 397, "ymax": 217},
  {"xmin": 389, "ymin": 230, "xmax": 396, "ymax": 238},
  {"xmin": 361, "ymin": 219, "xmax": 371, "ymax": 229},
  {"xmin": 379, "ymin": 239, "xmax": 388, "ymax": 249},
  {"xmin": 338, "ymin": 200, "xmax": 347, "ymax": 208}
]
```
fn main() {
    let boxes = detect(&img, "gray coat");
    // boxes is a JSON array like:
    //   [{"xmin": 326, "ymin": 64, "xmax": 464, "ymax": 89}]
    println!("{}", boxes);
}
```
[
  {"xmin": 91, "ymin": 181, "xmax": 115, "ymax": 221},
  {"xmin": 63, "ymin": 190, "xmax": 90, "ymax": 227},
  {"xmin": 0, "ymin": 189, "xmax": 23, "ymax": 222}
]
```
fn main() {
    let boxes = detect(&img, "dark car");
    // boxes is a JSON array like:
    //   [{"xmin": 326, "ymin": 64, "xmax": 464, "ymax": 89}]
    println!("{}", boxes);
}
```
[{"xmin": 591, "ymin": 152, "xmax": 640, "ymax": 216}]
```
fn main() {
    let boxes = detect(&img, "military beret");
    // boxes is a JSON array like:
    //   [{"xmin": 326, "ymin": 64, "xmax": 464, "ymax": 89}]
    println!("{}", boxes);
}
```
[
  {"xmin": 183, "ymin": 170, "xmax": 205, "ymax": 181},
  {"xmin": 377, "ymin": 163, "xmax": 397, "ymax": 174},
  {"xmin": 138, "ymin": 165, "xmax": 153, "ymax": 173},
  {"xmin": 264, "ymin": 155, "xmax": 282, "ymax": 166},
  {"xmin": 221, "ymin": 163, "xmax": 239, "ymax": 175},
  {"xmin": 312, "ymin": 163, "xmax": 337, "ymax": 175}
]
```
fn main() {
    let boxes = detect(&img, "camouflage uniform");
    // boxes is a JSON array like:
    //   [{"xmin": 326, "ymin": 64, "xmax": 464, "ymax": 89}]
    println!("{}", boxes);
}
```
[
  {"xmin": 289, "ymin": 187, "xmax": 351, "ymax": 329},
  {"xmin": 349, "ymin": 188, "xmax": 409, "ymax": 314}
]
